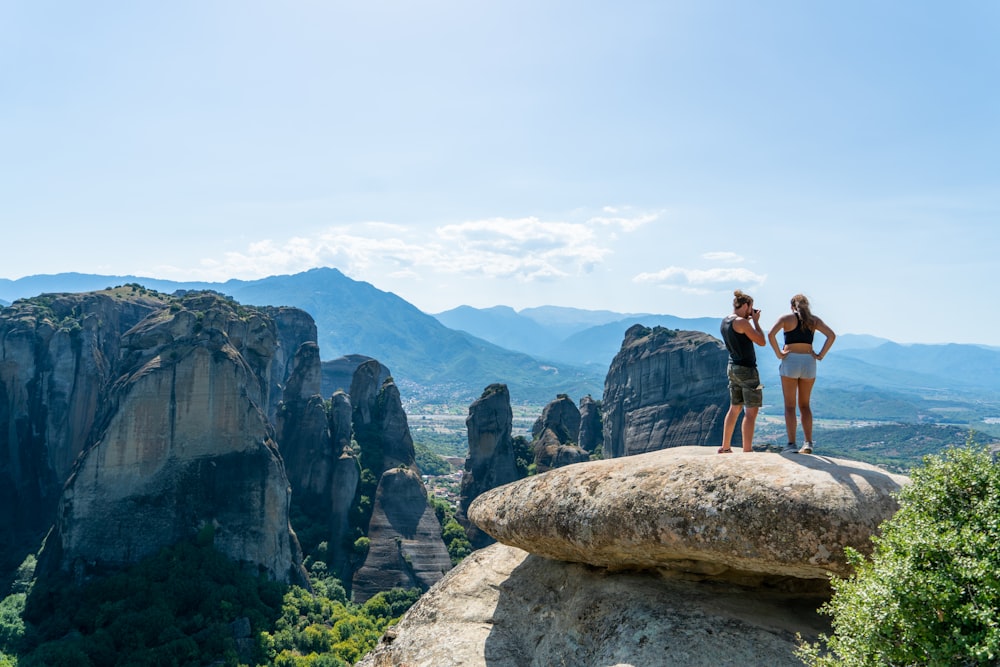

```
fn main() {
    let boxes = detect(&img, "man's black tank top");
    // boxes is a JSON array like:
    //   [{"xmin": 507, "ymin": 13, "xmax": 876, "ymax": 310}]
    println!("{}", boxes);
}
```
[{"xmin": 721, "ymin": 314, "xmax": 756, "ymax": 367}]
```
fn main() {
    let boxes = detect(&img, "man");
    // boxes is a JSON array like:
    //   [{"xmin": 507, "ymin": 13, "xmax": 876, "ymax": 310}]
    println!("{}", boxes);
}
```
[{"xmin": 718, "ymin": 290, "xmax": 766, "ymax": 453}]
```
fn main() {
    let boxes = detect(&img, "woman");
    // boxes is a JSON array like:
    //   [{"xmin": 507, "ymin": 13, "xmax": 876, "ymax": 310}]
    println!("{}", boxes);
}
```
[{"xmin": 767, "ymin": 294, "xmax": 836, "ymax": 454}]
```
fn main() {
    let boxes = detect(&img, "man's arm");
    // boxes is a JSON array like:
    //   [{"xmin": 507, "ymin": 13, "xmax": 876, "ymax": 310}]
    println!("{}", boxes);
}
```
[{"xmin": 734, "ymin": 313, "xmax": 766, "ymax": 346}]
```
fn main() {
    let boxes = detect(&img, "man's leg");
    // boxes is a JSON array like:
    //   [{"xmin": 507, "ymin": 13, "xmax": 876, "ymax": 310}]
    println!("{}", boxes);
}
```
[
  {"xmin": 741, "ymin": 406, "xmax": 759, "ymax": 452},
  {"xmin": 722, "ymin": 403, "xmax": 742, "ymax": 451}
]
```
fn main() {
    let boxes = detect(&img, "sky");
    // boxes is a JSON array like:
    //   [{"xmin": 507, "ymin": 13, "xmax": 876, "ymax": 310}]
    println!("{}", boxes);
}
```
[{"xmin": 1, "ymin": 2, "xmax": 998, "ymax": 346}]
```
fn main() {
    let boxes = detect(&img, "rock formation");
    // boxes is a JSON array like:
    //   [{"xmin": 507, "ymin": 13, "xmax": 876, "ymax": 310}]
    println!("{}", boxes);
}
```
[
  {"xmin": 602, "ymin": 325, "xmax": 729, "ymax": 457},
  {"xmin": 349, "ymin": 361, "xmax": 450, "ymax": 601},
  {"xmin": 276, "ymin": 341, "xmax": 333, "ymax": 502},
  {"xmin": 0, "ymin": 288, "xmax": 169, "ymax": 579},
  {"xmin": 351, "ymin": 360, "xmax": 416, "ymax": 476},
  {"xmin": 469, "ymin": 446, "xmax": 908, "ymax": 581},
  {"xmin": 576, "ymin": 394, "xmax": 603, "ymax": 453},
  {"xmin": 350, "ymin": 467, "xmax": 453, "ymax": 602},
  {"xmin": 359, "ymin": 447, "xmax": 910, "ymax": 666},
  {"xmin": 456, "ymin": 384, "xmax": 520, "ymax": 549},
  {"xmin": 40, "ymin": 292, "xmax": 309, "ymax": 584},
  {"xmin": 530, "ymin": 394, "xmax": 589, "ymax": 473}
]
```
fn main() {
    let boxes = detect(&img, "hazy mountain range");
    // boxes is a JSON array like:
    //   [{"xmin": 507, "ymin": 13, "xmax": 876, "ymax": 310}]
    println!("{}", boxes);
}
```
[{"xmin": 3, "ymin": 268, "xmax": 1000, "ymax": 425}]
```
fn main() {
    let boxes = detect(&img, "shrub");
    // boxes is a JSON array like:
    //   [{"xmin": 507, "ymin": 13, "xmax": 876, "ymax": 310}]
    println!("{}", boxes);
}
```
[{"xmin": 799, "ymin": 439, "xmax": 1000, "ymax": 666}]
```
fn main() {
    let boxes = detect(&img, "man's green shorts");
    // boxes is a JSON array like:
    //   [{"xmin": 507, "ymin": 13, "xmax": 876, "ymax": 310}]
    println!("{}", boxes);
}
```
[{"xmin": 728, "ymin": 363, "xmax": 763, "ymax": 408}]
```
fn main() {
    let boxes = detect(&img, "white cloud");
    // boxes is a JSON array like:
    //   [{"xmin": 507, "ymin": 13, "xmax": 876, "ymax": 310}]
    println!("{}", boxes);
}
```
[
  {"xmin": 633, "ymin": 266, "xmax": 766, "ymax": 294},
  {"xmin": 701, "ymin": 251, "xmax": 744, "ymax": 263},
  {"xmin": 184, "ymin": 209, "xmax": 657, "ymax": 285}
]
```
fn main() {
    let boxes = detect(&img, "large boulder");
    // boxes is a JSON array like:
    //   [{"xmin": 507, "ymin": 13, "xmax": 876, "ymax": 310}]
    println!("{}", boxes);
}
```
[
  {"xmin": 469, "ymin": 446, "xmax": 909, "ymax": 581},
  {"xmin": 357, "ymin": 542, "xmax": 830, "ymax": 667},
  {"xmin": 602, "ymin": 325, "xmax": 729, "ymax": 457}
]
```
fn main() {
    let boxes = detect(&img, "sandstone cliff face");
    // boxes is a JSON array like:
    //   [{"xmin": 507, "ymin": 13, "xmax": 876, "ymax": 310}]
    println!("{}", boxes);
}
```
[
  {"xmin": 348, "ymin": 361, "xmax": 450, "ymax": 600},
  {"xmin": 576, "ymin": 394, "xmax": 603, "ymax": 453},
  {"xmin": 37, "ymin": 292, "xmax": 309, "ymax": 584},
  {"xmin": 457, "ymin": 384, "xmax": 520, "ymax": 549},
  {"xmin": 276, "ymin": 341, "xmax": 334, "ymax": 501},
  {"xmin": 530, "ymin": 394, "xmax": 589, "ymax": 473},
  {"xmin": 602, "ymin": 324, "xmax": 728, "ymax": 458},
  {"xmin": 351, "ymin": 360, "xmax": 416, "ymax": 476},
  {"xmin": 351, "ymin": 467, "xmax": 453, "ymax": 602},
  {"xmin": 0, "ymin": 288, "xmax": 168, "ymax": 574},
  {"xmin": 360, "ymin": 448, "xmax": 910, "ymax": 667}
]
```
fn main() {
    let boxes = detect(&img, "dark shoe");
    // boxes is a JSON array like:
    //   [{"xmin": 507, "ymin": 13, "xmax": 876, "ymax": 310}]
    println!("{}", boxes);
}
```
[
  {"xmin": 783, "ymin": 443, "xmax": 799, "ymax": 453},
  {"xmin": 717, "ymin": 447, "xmax": 733, "ymax": 454}
]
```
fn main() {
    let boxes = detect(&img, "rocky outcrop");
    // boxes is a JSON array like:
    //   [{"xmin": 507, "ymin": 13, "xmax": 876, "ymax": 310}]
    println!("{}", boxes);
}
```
[
  {"xmin": 348, "ymin": 361, "xmax": 450, "ymax": 600},
  {"xmin": 351, "ymin": 360, "xmax": 416, "ymax": 476},
  {"xmin": 276, "ymin": 341, "xmax": 333, "ymax": 502},
  {"xmin": 602, "ymin": 325, "xmax": 729, "ymax": 457},
  {"xmin": 530, "ymin": 394, "xmax": 589, "ymax": 473},
  {"xmin": 0, "ymin": 288, "xmax": 169, "ymax": 577},
  {"xmin": 577, "ymin": 394, "xmax": 603, "ymax": 453},
  {"xmin": 457, "ymin": 384, "xmax": 520, "ymax": 549},
  {"xmin": 360, "ymin": 447, "xmax": 910, "ymax": 667},
  {"xmin": 358, "ymin": 543, "xmax": 830, "ymax": 667},
  {"xmin": 42, "ymin": 292, "xmax": 309, "ymax": 583},
  {"xmin": 470, "ymin": 446, "xmax": 908, "ymax": 582},
  {"xmin": 351, "ymin": 467, "xmax": 453, "ymax": 602}
]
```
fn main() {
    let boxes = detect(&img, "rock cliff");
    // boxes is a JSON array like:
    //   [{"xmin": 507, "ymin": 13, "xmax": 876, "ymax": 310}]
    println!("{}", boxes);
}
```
[
  {"xmin": 359, "ymin": 447, "xmax": 910, "ymax": 666},
  {"xmin": 530, "ymin": 393, "xmax": 589, "ymax": 473},
  {"xmin": 602, "ymin": 324, "xmax": 729, "ymax": 457},
  {"xmin": 0, "ymin": 287, "xmax": 169, "ymax": 577},
  {"xmin": 349, "ymin": 361, "xmax": 450, "ymax": 600},
  {"xmin": 40, "ymin": 292, "xmax": 308, "ymax": 583},
  {"xmin": 456, "ymin": 384, "xmax": 520, "ymax": 549},
  {"xmin": 351, "ymin": 467, "xmax": 453, "ymax": 602},
  {"xmin": 577, "ymin": 394, "xmax": 603, "ymax": 453}
]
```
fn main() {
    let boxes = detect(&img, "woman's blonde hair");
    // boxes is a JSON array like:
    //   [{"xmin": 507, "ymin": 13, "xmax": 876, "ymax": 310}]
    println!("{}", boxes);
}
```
[
  {"xmin": 791, "ymin": 294, "xmax": 815, "ymax": 332},
  {"xmin": 733, "ymin": 290, "xmax": 754, "ymax": 309}
]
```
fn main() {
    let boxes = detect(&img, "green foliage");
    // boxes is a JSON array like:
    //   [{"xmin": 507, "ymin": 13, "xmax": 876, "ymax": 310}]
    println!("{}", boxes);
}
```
[
  {"xmin": 0, "ymin": 594, "xmax": 25, "ymax": 656},
  {"xmin": 441, "ymin": 519, "xmax": 473, "ymax": 566},
  {"xmin": 413, "ymin": 441, "xmax": 453, "ymax": 476},
  {"xmin": 799, "ymin": 438, "xmax": 1000, "ymax": 666},
  {"xmin": 261, "ymin": 585, "xmax": 418, "ymax": 666},
  {"xmin": 512, "ymin": 435, "xmax": 533, "ymax": 477},
  {"xmin": 18, "ymin": 539, "xmax": 284, "ymax": 666}
]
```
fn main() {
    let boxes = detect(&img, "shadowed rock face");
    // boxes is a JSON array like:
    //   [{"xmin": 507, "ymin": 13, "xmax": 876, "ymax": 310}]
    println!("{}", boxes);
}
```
[
  {"xmin": 358, "ymin": 543, "xmax": 831, "ymax": 667},
  {"xmin": 602, "ymin": 325, "xmax": 729, "ymax": 458},
  {"xmin": 351, "ymin": 467, "xmax": 453, "ymax": 602},
  {"xmin": 351, "ymin": 360, "xmax": 416, "ymax": 476},
  {"xmin": 577, "ymin": 395, "xmax": 603, "ymax": 453},
  {"xmin": 0, "ymin": 289, "xmax": 169, "ymax": 577},
  {"xmin": 531, "ymin": 394, "xmax": 589, "ymax": 473},
  {"xmin": 457, "ymin": 384, "xmax": 520, "ymax": 549},
  {"xmin": 43, "ymin": 293, "xmax": 308, "ymax": 583}
]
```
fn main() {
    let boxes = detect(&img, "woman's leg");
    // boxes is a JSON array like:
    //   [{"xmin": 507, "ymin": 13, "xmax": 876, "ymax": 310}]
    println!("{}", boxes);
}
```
[
  {"xmin": 798, "ymin": 378, "xmax": 817, "ymax": 443},
  {"xmin": 780, "ymin": 376, "xmax": 799, "ymax": 444}
]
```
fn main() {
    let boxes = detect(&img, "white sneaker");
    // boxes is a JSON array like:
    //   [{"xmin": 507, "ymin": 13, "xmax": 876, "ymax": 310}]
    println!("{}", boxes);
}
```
[{"xmin": 798, "ymin": 442, "xmax": 813, "ymax": 454}]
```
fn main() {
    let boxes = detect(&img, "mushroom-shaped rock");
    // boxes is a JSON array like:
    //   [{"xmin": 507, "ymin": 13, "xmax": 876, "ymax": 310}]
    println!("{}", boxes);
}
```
[{"xmin": 468, "ymin": 446, "xmax": 909, "ymax": 580}]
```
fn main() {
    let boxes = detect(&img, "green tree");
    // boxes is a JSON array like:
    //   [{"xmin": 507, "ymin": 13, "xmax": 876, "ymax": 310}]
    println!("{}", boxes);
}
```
[{"xmin": 799, "ymin": 440, "xmax": 1000, "ymax": 666}]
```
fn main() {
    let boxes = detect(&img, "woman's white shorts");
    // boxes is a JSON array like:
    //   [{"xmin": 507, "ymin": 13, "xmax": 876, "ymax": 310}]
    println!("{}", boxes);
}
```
[{"xmin": 779, "ymin": 352, "xmax": 817, "ymax": 379}]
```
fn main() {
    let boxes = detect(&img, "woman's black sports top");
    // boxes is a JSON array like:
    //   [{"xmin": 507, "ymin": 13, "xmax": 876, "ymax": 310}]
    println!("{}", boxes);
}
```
[{"xmin": 784, "ymin": 317, "xmax": 815, "ymax": 345}]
